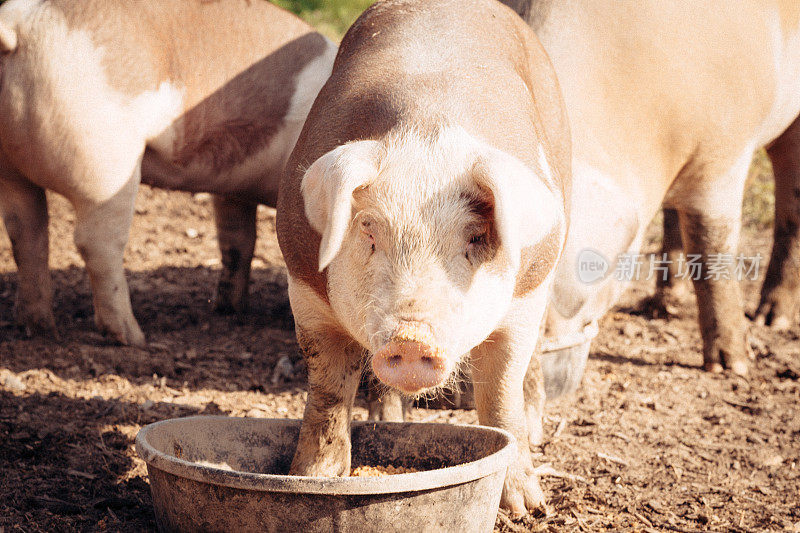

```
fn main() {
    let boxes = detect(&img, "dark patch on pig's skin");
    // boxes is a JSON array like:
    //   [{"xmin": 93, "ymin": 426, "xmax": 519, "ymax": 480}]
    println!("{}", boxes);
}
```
[
  {"xmin": 170, "ymin": 32, "xmax": 328, "ymax": 175},
  {"xmin": 276, "ymin": 158, "xmax": 330, "ymax": 306},
  {"xmin": 307, "ymin": 385, "xmax": 347, "ymax": 411},
  {"xmin": 513, "ymin": 223, "xmax": 562, "ymax": 297},
  {"xmin": 462, "ymin": 189, "xmax": 502, "ymax": 265},
  {"xmin": 296, "ymin": 328, "xmax": 321, "ymax": 360},
  {"xmin": 463, "ymin": 190, "xmax": 494, "ymax": 220}
]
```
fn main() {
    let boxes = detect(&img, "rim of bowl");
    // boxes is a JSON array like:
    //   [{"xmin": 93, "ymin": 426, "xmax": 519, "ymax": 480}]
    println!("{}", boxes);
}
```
[{"xmin": 135, "ymin": 415, "xmax": 517, "ymax": 495}]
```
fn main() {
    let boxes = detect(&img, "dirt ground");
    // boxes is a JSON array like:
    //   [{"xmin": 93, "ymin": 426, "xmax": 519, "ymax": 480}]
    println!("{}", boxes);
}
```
[{"xmin": 0, "ymin": 185, "xmax": 798, "ymax": 532}]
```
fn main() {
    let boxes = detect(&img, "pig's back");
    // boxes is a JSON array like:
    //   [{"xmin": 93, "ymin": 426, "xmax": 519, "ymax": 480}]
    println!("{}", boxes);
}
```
[{"xmin": 307, "ymin": 0, "xmax": 567, "ymax": 185}]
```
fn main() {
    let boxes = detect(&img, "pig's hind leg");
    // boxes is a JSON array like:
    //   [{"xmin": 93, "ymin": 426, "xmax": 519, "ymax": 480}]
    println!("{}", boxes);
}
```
[
  {"xmin": 0, "ymin": 154, "xmax": 56, "ymax": 337},
  {"xmin": 72, "ymin": 166, "xmax": 144, "ymax": 346},
  {"xmin": 756, "ymin": 117, "xmax": 800, "ymax": 330},
  {"xmin": 212, "ymin": 196, "xmax": 257, "ymax": 315}
]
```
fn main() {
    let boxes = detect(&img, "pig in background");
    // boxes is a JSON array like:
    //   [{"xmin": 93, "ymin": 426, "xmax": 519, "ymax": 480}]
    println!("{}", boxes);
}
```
[
  {"xmin": 0, "ymin": 0, "xmax": 336, "ymax": 345},
  {"xmin": 497, "ymin": 0, "xmax": 800, "ymax": 395},
  {"xmin": 277, "ymin": 0, "xmax": 569, "ymax": 516}
]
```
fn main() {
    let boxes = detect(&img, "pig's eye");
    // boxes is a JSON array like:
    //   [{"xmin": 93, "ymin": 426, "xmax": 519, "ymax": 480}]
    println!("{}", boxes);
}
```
[
  {"xmin": 469, "ymin": 234, "xmax": 486, "ymax": 246},
  {"xmin": 466, "ymin": 233, "xmax": 487, "ymax": 263}
]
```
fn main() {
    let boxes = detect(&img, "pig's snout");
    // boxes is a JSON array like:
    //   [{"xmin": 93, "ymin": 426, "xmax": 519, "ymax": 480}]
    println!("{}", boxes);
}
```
[{"xmin": 372, "ymin": 322, "xmax": 449, "ymax": 394}]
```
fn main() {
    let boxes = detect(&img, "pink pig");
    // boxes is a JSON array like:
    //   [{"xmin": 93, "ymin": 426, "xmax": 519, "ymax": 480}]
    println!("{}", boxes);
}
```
[{"xmin": 277, "ymin": 0, "xmax": 570, "ymax": 516}]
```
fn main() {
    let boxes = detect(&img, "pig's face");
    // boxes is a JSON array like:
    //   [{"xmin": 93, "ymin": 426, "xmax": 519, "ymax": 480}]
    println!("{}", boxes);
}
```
[{"xmin": 301, "ymin": 127, "xmax": 564, "ymax": 395}]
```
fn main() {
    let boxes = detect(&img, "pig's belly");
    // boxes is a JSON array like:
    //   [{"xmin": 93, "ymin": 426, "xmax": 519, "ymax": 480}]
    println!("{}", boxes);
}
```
[{"xmin": 139, "ymin": 125, "xmax": 292, "ymax": 207}]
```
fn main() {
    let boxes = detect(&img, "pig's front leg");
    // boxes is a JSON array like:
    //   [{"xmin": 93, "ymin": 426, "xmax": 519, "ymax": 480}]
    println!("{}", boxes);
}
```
[
  {"xmin": 290, "ymin": 325, "xmax": 363, "ymax": 476},
  {"xmin": 471, "ymin": 296, "xmax": 549, "ymax": 517},
  {"xmin": 366, "ymin": 376, "xmax": 410, "ymax": 422}
]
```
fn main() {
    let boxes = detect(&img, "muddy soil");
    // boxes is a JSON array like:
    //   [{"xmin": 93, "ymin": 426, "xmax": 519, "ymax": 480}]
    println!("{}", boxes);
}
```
[{"xmin": 1, "ymin": 186, "xmax": 798, "ymax": 532}]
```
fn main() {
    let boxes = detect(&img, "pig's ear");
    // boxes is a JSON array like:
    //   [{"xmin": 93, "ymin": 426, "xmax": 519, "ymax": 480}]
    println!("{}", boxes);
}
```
[
  {"xmin": 301, "ymin": 141, "xmax": 382, "ymax": 271},
  {"xmin": 472, "ymin": 146, "xmax": 563, "ymax": 271}
]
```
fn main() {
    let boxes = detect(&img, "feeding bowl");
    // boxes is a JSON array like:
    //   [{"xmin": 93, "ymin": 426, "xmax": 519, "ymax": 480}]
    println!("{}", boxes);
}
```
[
  {"xmin": 135, "ymin": 416, "xmax": 516, "ymax": 532},
  {"xmin": 540, "ymin": 321, "xmax": 599, "ymax": 399}
]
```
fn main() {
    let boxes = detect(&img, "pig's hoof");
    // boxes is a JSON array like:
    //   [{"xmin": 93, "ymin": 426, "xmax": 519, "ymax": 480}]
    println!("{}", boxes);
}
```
[
  {"xmin": 729, "ymin": 359, "xmax": 749, "ymax": 376},
  {"xmin": 500, "ymin": 467, "xmax": 548, "ymax": 518},
  {"xmin": 114, "ymin": 325, "xmax": 146, "ymax": 347},
  {"xmin": 16, "ymin": 309, "xmax": 59, "ymax": 340},
  {"xmin": 289, "ymin": 450, "xmax": 350, "ymax": 477},
  {"xmin": 96, "ymin": 316, "xmax": 146, "ymax": 347},
  {"xmin": 640, "ymin": 288, "xmax": 685, "ymax": 318},
  {"xmin": 753, "ymin": 296, "xmax": 795, "ymax": 331},
  {"xmin": 214, "ymin": 281, "xmax": 247, "ymax": 315},
  {"xmin": 213, "ymin": 296, "xmax": 236, "ymax": 315},
  {"xmin": 703, "ymin": 347, "xmax": 748, "ymax": 377}
]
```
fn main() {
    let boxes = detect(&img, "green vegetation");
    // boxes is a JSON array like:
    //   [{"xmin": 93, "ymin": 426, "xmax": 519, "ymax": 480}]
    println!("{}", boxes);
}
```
[{"xmin": 273, "ymin": 0, "xmax": 377, "ymax": 40}]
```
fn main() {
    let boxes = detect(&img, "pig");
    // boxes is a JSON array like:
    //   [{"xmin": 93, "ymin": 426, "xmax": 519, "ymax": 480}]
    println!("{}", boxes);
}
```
[
  {"xmin": 0, "ymin": 0, "xmax": 337, "ymax": 345},
  {"xmin": 276, "ymin": 0, "xmax": 570, "ymax": 516},
  {"xmin": 497, "ymin": 0, "xmax": 800, "ymax": 394}
]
